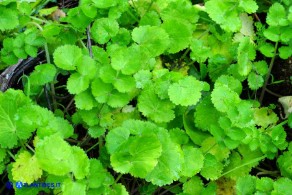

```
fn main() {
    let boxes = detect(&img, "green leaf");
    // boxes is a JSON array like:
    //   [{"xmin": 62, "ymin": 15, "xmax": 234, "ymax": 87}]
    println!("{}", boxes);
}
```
[
  {"xmin": 139, "ymin": 11, "xmax": 161, "ymax": 26},
  {"xmin": 270, "ymin": 125, "xmax": 288, "ymax": 150},
  {"xmin": 35, "ymin": 134, "xmax": 72, "ymax": 176},
  {"xmin": 70, "ymin": 146, "xmax": 90, "ymax": 180},
  {"xmin": 106, "ymin": 122, "xmax": 162, "ymax": 178},
  {"xmin": 226, "ymin": 100, "xmax": 255, "ymax": 128},
  {"xmin": 256, "ymin": 177, "xmax": 274, "ymax": 192},
  {"xmin": 80, "ymin": 3, "xmax": 97, "ymax": 18},
  {"xmin": 75, "ymin": 90, "xmax": 96, "ymax": 110},
  {"xmin": 53, "ymin": 45, "xmax": 83, "ymax": 70},
  {"xmin": 154, "ymin": 71, "xmax": 184, "ymax": 99},
  {"xmin": 168, "ymin": 77, "xmax": 208, "ymax": 106},
  {"xmin": 190, "ymin": 39, "xmax": 212, "ymax": 63},
  {"xmin": 29, "ymin": 64, "xmax": 57, "ymax": 86},
  {"xmin": 67, "ymin": 73, "xmax": 90, "ymax": 94},
  {"xmin": 215, "ymin": 75, "xmax": 242, "ymax": 95},
  {"xmin": 91, "ymin": 78, "xmax": 113, "ymax": 104},
  {"xmin": 107, "ymin": 90, "xmax": 132, "ymax": 108},
  {"xmin": 88, "ymin": 126, "xmax": 106, "ymax": 138},
  {"xmin": 200, "ymin": 153, "xmax": 223, "ymax": 180},
  {"xmin": 237, "ymin": 37, "xmax": 255, "ymax": 76},
  {"xmin": 106, "ymin": 126, "xmax": 130, "ymax": 154},
  {"xmin": 205, "ymin": 0, "xmax": 241, "ymax": 32},
  {"xmin": 110, "ymin": 45, "xmax": 144, "ymax": 75},
  {"xmin": 0, "ymin": 7, "xmax": 19, "ymax": 31},
  {"xmin": 138, "ymin": 86, "xmax": 175, "ymax": 123},
  {"xmin": 99, "ymin": 65, "xmax": 118, "ymax": 83},
  {"xmin": 266, "ymin": 3, "xmax": 288, "ymax": 26},
  {"xmin": 201, "ymin": 137, "xmax": 230, "ymax": 161},
  {"xmin": 24, "ymin": 30, "xmax": 45, "ymax": 47},
  {"xmin": 194, "ymin": 96, "xmax": 221, "ymax": 131},
  {"xmin": 76, "ymin": 55, "xmax": 98, "ymax": 80},
  {"xmin": 180, "ymin": 146, "xmax": 204, "ymax": 177},
  {"xmin": 87, "ymin": 159, "xmax": 114, "ymax": 188},
  {"xmin": 0, "ymin": 38, "xmax": 19, "ymax": 65},
  {"xmin": 264, "ymin": 26, "xmax": 281, "ymax": 42},
  {"xmin": 160, "ymin": 0, "xmax": 199, "ymax": 24},
  {"xmin": 92, "ymin": 0, "xmax": 118, "ymax": 8},
  {"xmin": 111, "ymin": 134, "xmax": 162, "ymax": 178},
  {"xmin": 91, "ymin": 18, "xmax": 119, "ymax": 44},
  {"xmin": 145, "ymin": 129, "xmax": 183, "ymax": 186},
  {"xmin": 134, "ymin": 70, "xmax": 152, "ymax": 89},
  {"xmin": 211, "ymin": 84, "xmax": 241, "ymax": 113},
  {"xmin": 253, "ymin": 61, "xmax": 268, "ymax": 76},
  {"xmin": 277, "ymin": 148, "xmax": 292, "ymax": 179},
  {"xmin": 272, "ymin": 178, "xmax": 292, "ymax": 194},
  {"xmin": 259, "ymin": 43, "xmax": 275, "ymax": 58},
  {"xmin": 236, "ymin": 175, "xmax": 257, "ymax": 195},
  {"xmin": 62, "ymin": 7, "xmax": 92, "ymax": 29},
  {"xmin": 112, "ymin": 74, "xmax": 136, "ymax": 93},
  {"xmin": 183, "ymin": 176, "xmax": 204, "ymax": 195},
  {"xmin": 248, "ymin": 72, "xmax": 264, "ymax": 90},
  {"xmin": 239, "ymin": 0, "xmax": 258, "ymax": 13},
  {"xmin": 0, "ymin": 89, "xmax": 31, "ymax": 148},
  {"xmin": 169, "ymin": 128, "xmax": 189, "ymax": 145},
  {"xmin": 62, "ymin": 179, "xmax": 86, "ymax": 195},
  {"xmin": 254, "ymin": 108, "xmax": 278, "ymax": 128},
  {"xmin": 12, "ymin": 151, "xmax": 42, "ymax": 184},
  {"xmin": 161, "ymin": 19, "xmax": 193, "ymax": 53},
  {"xmin": 132, "ymin": 26, "xmax": 170, "ymax": 57},
  {"xmin": 279, "ymin": 46, "xmax": 292, "ymax": 59}
]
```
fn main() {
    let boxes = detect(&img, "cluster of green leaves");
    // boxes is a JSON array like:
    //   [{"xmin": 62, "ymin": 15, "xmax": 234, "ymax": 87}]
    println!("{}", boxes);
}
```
[{"xmin": 0, "ymin": 0, "xmax": 291, "ymax": 194}]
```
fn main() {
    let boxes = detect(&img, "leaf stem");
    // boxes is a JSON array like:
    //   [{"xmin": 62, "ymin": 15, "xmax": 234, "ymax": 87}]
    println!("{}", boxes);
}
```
[
  {"xmin": 115, "ymin": 173, "xmax": 123, "ymax": 183},
  {"xmin": 259, "ymin": 41, "xmax": 279, "ymax": 104},
  {"xmin": 86, "ymin": 141, "xmax": 99, "ymax": 153},
  {"xmin": 7, "ymin": 151, "xmax": 16, "ymax": 161},
  {"xmin": 25, "ymin": 143, "xmax": 35, "ymax": 153},
  {"xmin": 99, "ymin": 135, "xmax": 104, "ymax": 156},
  {"xmin": 86, "ymin": 25, "xmax": 93, "ymax": 58}
]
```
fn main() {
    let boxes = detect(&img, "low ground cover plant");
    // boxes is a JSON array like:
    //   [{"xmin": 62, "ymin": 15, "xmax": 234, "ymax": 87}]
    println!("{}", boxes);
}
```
[{"xmin": 0, "ymin": 0, "xmax": 291, "ymax": 194}]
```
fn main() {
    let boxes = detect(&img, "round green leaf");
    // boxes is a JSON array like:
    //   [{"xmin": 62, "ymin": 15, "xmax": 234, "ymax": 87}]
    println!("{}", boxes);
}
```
[{"xmin": 53, "ymin": 45, "xmax": 82, "ymax": 70}]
